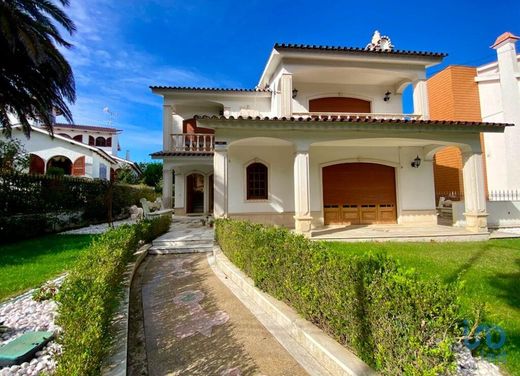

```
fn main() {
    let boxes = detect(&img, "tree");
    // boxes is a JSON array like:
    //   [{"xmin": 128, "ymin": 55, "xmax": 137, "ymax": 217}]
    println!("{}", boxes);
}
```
[
  {"xmin": 0, "ymin": 138, "xmax": 29, "ymax": 173},
  {"xmin": 0, "ymin": 0, "xmax": 76, "ymax": 136},
  {"xmin": 139, "ymin": 162, "xmax": 163, "ymax": 188},
  {"xmin": 115, "ymin": 166, "xmax": 140, "ymax": 185}
]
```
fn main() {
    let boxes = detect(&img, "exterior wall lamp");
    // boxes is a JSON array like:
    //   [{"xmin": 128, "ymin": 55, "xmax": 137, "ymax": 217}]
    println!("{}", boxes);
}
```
[
  {"xmin": 383, "ymin": 91, "xmax": 391, "ymax": 102},
  {"xmin": 292, "ymin": 89, "xmax": 298, "ymax": 99},
  {"xmin": 411, "ymin": 155, "xmax": 421, "ymax": 168}
]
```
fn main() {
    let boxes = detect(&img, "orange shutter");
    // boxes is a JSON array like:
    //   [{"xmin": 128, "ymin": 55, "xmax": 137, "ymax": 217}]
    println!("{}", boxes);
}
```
[
  {"xmin": 29, "ymin": 154, "xmax": 45, "ymax": 174},
  {"xmin": 72, "ymin": 156, "xmax": 85, "ymax": 176}
]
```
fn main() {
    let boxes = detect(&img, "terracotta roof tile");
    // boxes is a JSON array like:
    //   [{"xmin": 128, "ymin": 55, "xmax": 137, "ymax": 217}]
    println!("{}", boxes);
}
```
[
  {"xmin": 491, "ymin": 32, "xmax": 520, "ymax": 48},
  {"xmin": 54, "ymin": 123, "xmax": 120, "ymax": 133},
  {"xmin": 194, "ymin": 115, "xmax": 511, "ymax": 128},
  {"xmin": 150, "ymin": 86, "xmax": 270, "ymax": 92},
  {"xmin": 150, "ymin": 151, "xmax": 214, "ymax": 157},
  {"xmin": 274, "ymin": 43, "xmax": 448, "ymax": 58}
]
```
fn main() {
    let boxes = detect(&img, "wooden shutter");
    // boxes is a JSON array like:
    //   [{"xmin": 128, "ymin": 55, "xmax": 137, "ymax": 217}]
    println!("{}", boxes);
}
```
[
  {"xmin": 107, "ymin": 137, "xmax": 112, "ymax": 147},
  {"xmin": 88, "ymin": 136, "xmax": 95, "ymax": 146},
  {"xmin": 73, "ymin": 135, "xmax": 83, "ymax": 142},
  {"xmin": 72, "ymin": 156, "xmax": 85, "ymax": 176},
  {"xmin": 29, "ymin": 154, "xmax": 45, "ymax": 174},
  {"xmin": 309, "ymin": 97, "xmax": 371, "ymax": 113}
]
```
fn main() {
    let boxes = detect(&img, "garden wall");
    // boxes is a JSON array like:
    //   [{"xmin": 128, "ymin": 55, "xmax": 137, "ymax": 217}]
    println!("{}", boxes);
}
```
[{"xmin": 0, "ymin": 173, "xmax": 157, "ymax": 242}]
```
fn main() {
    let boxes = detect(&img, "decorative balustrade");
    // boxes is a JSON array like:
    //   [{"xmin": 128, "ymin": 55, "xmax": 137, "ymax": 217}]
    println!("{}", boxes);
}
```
[
  {"xmin": 292, "ymin": 112, "xmax": 422, "ymax": 121},
  {"xmin": 488, "ymin": 190, "xmax": 520, "ymax": 201},
  {"xmin": 171, "ymin": 133, "xmax": 215, "ymax": 152}
]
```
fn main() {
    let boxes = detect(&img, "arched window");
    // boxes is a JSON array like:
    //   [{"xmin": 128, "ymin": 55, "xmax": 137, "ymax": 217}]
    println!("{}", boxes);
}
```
[
  {"xmin": 73, "ymin": 135, "xmax": 83, "ymax": 142},
  {"xmin": 246, "ymin": 162, "xmax": 268, "ymax": 200},
  {"xmin": 95, "ymin": 137, "xmax": 106, "ymax": 146}
]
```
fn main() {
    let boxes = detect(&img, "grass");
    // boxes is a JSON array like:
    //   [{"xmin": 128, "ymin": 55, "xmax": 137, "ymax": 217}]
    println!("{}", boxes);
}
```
[
  {"xmin": 0, "ymin": 234, "xmax": 95, "ymax": 301},
  {"xmin": 323, "ymin": 239, "xmax": 520, "ymax": 375}
]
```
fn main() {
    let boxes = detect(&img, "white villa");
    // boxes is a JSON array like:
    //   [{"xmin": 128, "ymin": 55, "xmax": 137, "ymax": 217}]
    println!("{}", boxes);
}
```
[
  {"xmin": 5, "ymin": 123, "xmax": 140, "ymax": 180},
  {"xmin": 151, "ymin": 32, "xmax": 510, "ymax": 236}
]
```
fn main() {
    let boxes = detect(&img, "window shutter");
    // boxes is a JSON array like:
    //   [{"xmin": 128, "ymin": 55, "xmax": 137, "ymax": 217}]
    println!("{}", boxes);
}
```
[
  {"xmin": 107, "ymin": 137, "xmax": 112, "ymax": 147},
  {"xmin": 29, "ymin": 154, "xmax": 45, "ymax": 174},
  {"xmin": 89, "ymin": 136, "xmax": 95, "ymax": 146},
  {"xmin": 72, "ymin": 156, "xmax": 85, "ymax": 176}
]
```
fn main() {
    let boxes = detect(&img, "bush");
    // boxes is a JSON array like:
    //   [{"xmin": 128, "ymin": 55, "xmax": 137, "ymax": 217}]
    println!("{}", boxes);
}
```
[
  {"xmin": 215, "ymin": 219, "xmax": 463, "ymax": 375},
  {"xmin": 55, "ymin": 216, "xmax": 171, "ymax": 375}
]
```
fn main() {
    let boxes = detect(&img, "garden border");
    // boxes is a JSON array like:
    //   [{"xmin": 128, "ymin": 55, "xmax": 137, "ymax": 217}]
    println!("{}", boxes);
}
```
[
  {"xmin": 212, "ymin": 245, "xmax": 377, "ymax": 376},
  {"xmin": 100, "ymin": 243, "xmax": 151, "ymax": 376}
]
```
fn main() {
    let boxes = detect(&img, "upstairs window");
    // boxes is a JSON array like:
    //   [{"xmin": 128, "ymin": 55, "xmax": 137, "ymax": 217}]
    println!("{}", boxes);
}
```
[
  {"xmin": 246, "ymin": 162, "xmax": 268, "ymax": 200},
  {"xmin": 95, "ymin": 136, "xmax": 106, "ymax": 147}
]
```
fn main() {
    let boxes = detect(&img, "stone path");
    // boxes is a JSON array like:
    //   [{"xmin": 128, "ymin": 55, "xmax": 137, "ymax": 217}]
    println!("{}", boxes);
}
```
[{"xmin": 138, "ymin": 253, "xmax": 308, "ymax": 375}]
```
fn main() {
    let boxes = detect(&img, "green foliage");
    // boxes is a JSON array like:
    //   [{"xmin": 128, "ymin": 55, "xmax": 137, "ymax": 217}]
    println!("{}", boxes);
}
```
[
  {"xmin": 138, "ymin": 162, "xmax": 162, "ymax": 188},
  {"xmin": 45, "ymin": 166, "xmax": 65, "ymax": 176},
  {"xmin": 0, "ymin": 173, "xmax": 157, "ymax": 242},
  {"xmin": 216, "ymin": 219, "xmax": 464, "ymax": 375},
  {"xmin": 55, "ymin": 216, "xmax": 171, "ymax": 376},
  {"xmin": 114, "ymin": 166, "xmax": 140, "ymax": 185},
  {"xmin": 33, "ymin": 281, "xmax": 59, "ymax": 302},
  {"xmin": 0, "ymin": 138, "xmax": 29, "ymax": 173}
]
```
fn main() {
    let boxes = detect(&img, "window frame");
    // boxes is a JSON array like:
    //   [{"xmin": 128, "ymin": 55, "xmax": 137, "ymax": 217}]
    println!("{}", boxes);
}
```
[{"xmin": 245, "ymin": 161, "xmax": 269, "ymax": 201}]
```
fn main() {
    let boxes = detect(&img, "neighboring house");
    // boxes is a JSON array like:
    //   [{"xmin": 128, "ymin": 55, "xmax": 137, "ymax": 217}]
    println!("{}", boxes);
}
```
[
  {"xmin": 428, "ymin": 32, "xmax": 520, "ymax": 200},
  {"xmin": 4, "ymin": 123, "xmax": 140, "ymax": 180},
  {"xmin": 151, "ymin": 31, "xmax": 509, "ymax": 235}
]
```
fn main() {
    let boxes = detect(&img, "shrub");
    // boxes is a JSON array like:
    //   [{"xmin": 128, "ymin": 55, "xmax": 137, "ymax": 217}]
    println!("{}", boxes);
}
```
[
  {"xmin": 215, "ymin": 219, "xmax": 463, "ymax": 375},
  {"xmin": 55, "ymin": 216, "xmax": 171, "ymax": 375}
]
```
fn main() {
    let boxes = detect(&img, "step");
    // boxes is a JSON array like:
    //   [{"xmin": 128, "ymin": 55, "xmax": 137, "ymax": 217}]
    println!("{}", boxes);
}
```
[{"xmin": 151, "ymin": 240, "xmax": 213, "ymax": 248}]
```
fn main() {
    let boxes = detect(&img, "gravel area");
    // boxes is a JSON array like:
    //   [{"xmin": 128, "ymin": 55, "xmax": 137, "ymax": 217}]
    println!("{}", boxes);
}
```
[
  {"xmin": 59, "ymin": 218, "xmax": 137, "ymax": 235},
  {"xmin": 455, "ymin": 343, "xmax": 503, "ymax": 376},
  {"xmin": 0, "ymin": 281, "xmax": 62, "ymax": 376}
]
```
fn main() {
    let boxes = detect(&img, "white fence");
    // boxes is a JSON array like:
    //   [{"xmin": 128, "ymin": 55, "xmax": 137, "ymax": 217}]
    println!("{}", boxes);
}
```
[{"xmin": 488, "ymin": 190, "xmax": 520, "ymax": 201}]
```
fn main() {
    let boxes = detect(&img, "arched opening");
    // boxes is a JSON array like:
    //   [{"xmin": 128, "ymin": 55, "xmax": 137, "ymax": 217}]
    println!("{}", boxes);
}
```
[
  {"xmin": 186, "ymin": 173, "xmax": 204, "ymax": 214},
  {"xmin": 29, "ymin": 154, "xmax": 45, "ymax": 174},
  {"xmin": 73, "ymin": 135, "xmax": 83, "ymax": 142},
  {"xmin": 95, "ymin": 137, "xmax": 106, "ymax": 147},
  {"xmin": 46, "ymin": 155, "xmax": 72, "ymax": 175},
  {"xmin": 246, "ymin": 162, "xmax": 268, "ymax": 200},
  {"xmin": 88, "ymin": 136, "xmax": 95, "ymax": 146},
  {"xmin": 58, "ymin": 133, "xmax": 71, "ymax": 139},
  {"xmin": 322, "ymin": 163, "xmax": 396, "ymax": 225},
  {"xmin": 309, "ymin": 97, "xmax": 371, "ymax": 113}
]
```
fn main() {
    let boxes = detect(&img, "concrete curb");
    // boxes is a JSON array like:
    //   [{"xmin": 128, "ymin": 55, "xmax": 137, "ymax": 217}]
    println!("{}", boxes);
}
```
[
  {"xmin": 101, "ymin": 243, "xmax": 151, "ymax": 376},
  {"xmin": 212, "ymin": 246, "xmax": 378, "ymax": 376}
]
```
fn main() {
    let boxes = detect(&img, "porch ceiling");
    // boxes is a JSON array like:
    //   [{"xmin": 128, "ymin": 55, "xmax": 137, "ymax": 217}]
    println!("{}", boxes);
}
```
[{"xmin": 311, "ymin": 138, "xmax": 445, "ymax": 147}]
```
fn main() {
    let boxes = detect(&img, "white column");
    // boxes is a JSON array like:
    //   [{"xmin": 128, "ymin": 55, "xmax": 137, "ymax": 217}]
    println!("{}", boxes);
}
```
[
  {"xmin": 203, "ymin": 174, "xmax": 210, "ymax": 215},
  {"xmin": 174, "ymin": 171, "xmax": 185, "ymax": 215},
  {"xmin": 162, "ymin": 167, "xmax": 173, "ymax": 209},
  {"xmin": 279, "ymin": 73, "xmax": 293, "ymax": 117},
  {"xmin": 293, "ymin": 146, "xmax": 312, "ymax": 235},
  {"xmin": 462, "ymin": 151, "xmax": 488, "ymax": 233},
  {"xmin": 412, "ymin": 80, "xmax": 430, "ymax": 120},
  {"xmin": 162, "ymin": 105, "xmax": 173, "ymax": 151},
  {"xmin": 213, "ymin": 143, "xmax": 228, "ymax": 218}
]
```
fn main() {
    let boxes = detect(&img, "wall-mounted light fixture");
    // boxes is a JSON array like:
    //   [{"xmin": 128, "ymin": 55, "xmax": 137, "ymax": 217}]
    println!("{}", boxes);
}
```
[
  {"xmin": 411, "ymin": 155, "xmax": 421, "ymax": 168},
  {"xmin": 383, "ymin": 91, "xmax": 391, "ymax": 102},
  {"xmin": 292, "ymin": 89, "xmax": 298, "ymax": 99}
]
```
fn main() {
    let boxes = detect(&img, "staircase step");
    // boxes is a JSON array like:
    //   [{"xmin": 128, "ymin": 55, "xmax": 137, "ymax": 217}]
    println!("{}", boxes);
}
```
[
  {"xmin": 148, "ymin": 247, "xmax": 213, "ymax": 255},
  {"xmin": 151, "ymin": 240, "xmax": 213, "ymax": 248}
]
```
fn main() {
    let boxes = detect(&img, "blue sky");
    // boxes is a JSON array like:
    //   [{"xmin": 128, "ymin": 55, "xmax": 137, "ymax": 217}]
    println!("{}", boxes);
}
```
[{"xmin": 58, "ymin": 0, "xmax": 519, "ymax": 162}]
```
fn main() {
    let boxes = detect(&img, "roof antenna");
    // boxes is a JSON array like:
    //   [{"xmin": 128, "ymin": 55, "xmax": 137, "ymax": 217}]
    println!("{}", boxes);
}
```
[{"xmin": 103, "ymin": 106, "xmax": 117, "ymax": 127}]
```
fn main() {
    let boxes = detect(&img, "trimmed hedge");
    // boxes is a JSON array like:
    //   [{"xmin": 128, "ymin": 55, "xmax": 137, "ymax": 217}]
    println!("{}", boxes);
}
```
[
  {"xmin": 216, "ymin": 219, "xmax": 463, "ymax": 375},
  {"xmin": 55, "ymin": 215, "xmax": 171, "ymax": 375}
]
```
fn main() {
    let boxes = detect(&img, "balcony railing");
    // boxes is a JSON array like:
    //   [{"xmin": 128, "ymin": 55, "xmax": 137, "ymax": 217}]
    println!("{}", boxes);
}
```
[
  {"xmin": 292, "ymin": 112, "xmax": 422, "ymax": 121},
  {"xmin": 171, "ymin": 133, "xmax": 215, "ymax": 152}
]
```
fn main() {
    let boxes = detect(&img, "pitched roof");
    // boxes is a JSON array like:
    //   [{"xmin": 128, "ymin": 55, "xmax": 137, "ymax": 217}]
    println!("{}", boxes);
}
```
[
  {"xmin": 273, "ymin": 43, "xmax": 448, "ymax": 58},
  {"xmin": 194, "ymin": 114, "xmax": 511, "ymax": 129},
  {"xmin": 491, "ymin": 32, "xmax": 520, "ymax": 48},
  {"xmin": 150, "ymin": 86, "xmax": 270, "ymax": 92},
  {"xmin": 54, "ymin": 123, "xmax": 120, "ymax": 133}
]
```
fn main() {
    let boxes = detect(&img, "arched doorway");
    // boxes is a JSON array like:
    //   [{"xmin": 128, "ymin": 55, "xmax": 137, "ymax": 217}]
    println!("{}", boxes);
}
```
[
  {"xmin": 186, "ymin": 173, "xmax": 204, "ymax": 214},
  {"xmin": 46, "ymin": 155, "xmax": 72, "ymax": 175},
  {"xmin": 309, "ymin": 97, "xmax": 371, "ymax": 113},
  {"xmin": 322, "ymin": 163, "xmax": 397, "ymax": 225}
]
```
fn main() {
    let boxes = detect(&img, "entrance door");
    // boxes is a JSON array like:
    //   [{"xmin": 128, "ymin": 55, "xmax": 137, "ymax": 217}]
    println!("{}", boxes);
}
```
[
  {"xmin": 322, "ymin": 163, "xmax": 397, "ymax": 225},
  {"xmin": 186, "ymin": 173, "xmax": 204, "ymax": 214}
]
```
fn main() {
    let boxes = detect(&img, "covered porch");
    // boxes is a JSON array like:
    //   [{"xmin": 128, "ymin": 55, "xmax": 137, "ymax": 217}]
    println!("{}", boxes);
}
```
[{"xmin": 203, "ymin": 115, "xmax": 506, "ymax": 237}]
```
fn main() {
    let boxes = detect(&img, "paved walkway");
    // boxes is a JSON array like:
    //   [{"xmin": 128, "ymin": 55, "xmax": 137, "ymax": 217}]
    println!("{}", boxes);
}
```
[{"xmin": 139, "ymin": 253, "xmax": 307, "ymax": 376}]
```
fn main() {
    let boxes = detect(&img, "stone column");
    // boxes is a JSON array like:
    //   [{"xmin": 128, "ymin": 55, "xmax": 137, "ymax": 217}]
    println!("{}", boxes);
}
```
[
  {"xmin": 213, "ymin": 143, "xmax": 228, "ymax": 218},
  {"xmin": 412, "ymin": 80, "xmax": 430, "ymax": 120},
  {"xmin": 293, "ymin": 147, "xmax": 312, "ymax": 235},
  {"xmin": 279, "ymin": 73, "xmax": 293, "ymax": 117},
  {"xmin": 162, "ymin": 167, "xmax": 173, "ymax": 209},
  {"xmin": 462, "ymin": 151, "xmax": 488, "ymax": 232},
  {"xmin": 162, "ymin": 105, "xmax": 173, "ymax": 151}
]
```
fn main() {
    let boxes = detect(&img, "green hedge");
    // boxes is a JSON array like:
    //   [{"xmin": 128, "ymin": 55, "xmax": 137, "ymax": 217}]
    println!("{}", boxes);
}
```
[
  {"xmin": 55, "ymin": 215, "xmax": 171, "ymax": 375},
  {"xmin": 216, "ymin": 219, "xmax": 463, "ymax": 375}
]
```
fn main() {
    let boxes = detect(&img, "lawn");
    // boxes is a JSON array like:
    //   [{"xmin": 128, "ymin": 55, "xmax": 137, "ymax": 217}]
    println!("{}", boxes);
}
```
[
  {"xmin": 0, "ymin": 234, "xmax": 94, "ymax": 301},
  {"xmin": 323, "ymin": 239, "xmax": 520, "ymax": 375}
]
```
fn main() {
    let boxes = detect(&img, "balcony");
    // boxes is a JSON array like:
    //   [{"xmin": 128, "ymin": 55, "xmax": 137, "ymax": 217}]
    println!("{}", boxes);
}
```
[
  {"xmin": 171, "ymin": 133, "xmax": 215, "ymax": 152},
  {"xmin": 292, "ymin": 112, "xmax": 422, "ymax": 121}
]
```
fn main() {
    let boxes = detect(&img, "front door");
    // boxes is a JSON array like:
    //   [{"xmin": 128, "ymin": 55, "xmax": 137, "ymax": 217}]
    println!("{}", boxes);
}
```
[
  {"xmin": 186, "ymin": 173, "xmax": 204, "ymax": 214},
  {"xmin": 322, "ymin": 163, "xmax": 397, "ymax": 225}
]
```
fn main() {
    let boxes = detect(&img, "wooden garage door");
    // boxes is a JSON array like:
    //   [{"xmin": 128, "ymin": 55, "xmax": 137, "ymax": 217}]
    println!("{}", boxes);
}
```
[
  {"xmin": 309, "ymin": 97, "xmax": 371, "ymax": 113},
  {"xmin": 323, "ymin": 163, "xmax": 397, "ymax": 225}
]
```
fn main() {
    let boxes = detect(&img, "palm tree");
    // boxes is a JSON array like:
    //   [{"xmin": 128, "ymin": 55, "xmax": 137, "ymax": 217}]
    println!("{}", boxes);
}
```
[{"xmin": 0, "ymin": 0, "xmax": 76, "ymax": 136}]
